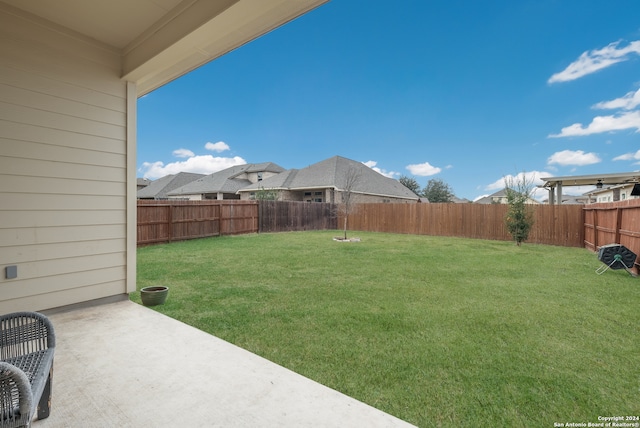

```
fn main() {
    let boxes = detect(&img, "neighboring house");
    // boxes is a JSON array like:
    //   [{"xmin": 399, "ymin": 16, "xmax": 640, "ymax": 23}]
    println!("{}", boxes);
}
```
[
  {"xmin": 0, "ymin": 0, "xmax": 328, "ymax": 314},
  {"xmin": 167, "ymin": 163, "xmax": 284, "ymax": 200},
  {"xmin": 137, "ymin": 172, "xmax": 205, "ymax": 200},
  {"xmin": 541, "ymin": 195, "xmax": 591, "ymax": 205},
  {"xmin": 238, "ymin": 156, "xmax": 420, "ymax": 203},
  {"xmin": 137, "ymin": 178, "xmax": 152, "ymax": 190},
  {"xmin": 474, "ymin": 189, "xmax": 540, "ymax": 205},
  {"xmin": 451, "ymin": 196, "xmax": 471, "ymax": 204},
  {"xmin": 584, "ymin": 183, "xmax": 640, "ymax": 203}
]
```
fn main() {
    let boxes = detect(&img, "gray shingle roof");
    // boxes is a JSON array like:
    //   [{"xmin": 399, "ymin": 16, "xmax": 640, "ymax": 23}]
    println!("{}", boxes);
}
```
[
  {"xmin": 136, "ymin": 172, "xmax": 205, "ymax": 199},
  {"xmin": 474, "ymin": 188, "xmax": 539, "ymax": 204},
  {"xmin": 168, "ymin": 162, "xmax": 285, "ymax": 196},
  {"xmin": 241, "ymin": 156, "xmax": 419, "ymax": 200}
]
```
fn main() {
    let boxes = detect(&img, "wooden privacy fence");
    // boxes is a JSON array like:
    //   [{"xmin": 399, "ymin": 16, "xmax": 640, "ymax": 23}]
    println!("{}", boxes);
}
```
[
  {"xmin": 137, "ymin": 200, "xmax": 338, "ymax": 245},
  {"xmin": 583, "ymin": 199, "xmax": 640, "ymax": 263},
  {"xmin": 137, "ymin": 200, "xmax": 258, "ymax": 246},
  {"xmin": 259, "ymin": 201, "xmax": 337, "ymax": 232},
  {"xmin": 139, "ymin": 199, "xmax": 640, "ymax": 253},
  {"xmin": 343, "ymin": 203, "xmax": 585, "ymax": 247}
]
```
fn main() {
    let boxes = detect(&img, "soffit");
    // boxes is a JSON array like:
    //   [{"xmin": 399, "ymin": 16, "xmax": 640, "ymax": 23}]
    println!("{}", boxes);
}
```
[
  {"xmin": 0, "ymin": 0, "xmax": 185, "ymax": 49},
  {"xmin": 1, "ymin": 0, "xmax": 328, "ymax": 96}
]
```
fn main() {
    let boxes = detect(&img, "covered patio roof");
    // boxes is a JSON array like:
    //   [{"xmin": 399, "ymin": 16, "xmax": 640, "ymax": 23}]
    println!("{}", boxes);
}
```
[
  {"xmin": 539, "ymin": 172, "xmax": 640, "ymax": 204},
  {"xmin": 1, "ymin": 0, "xmax": 329, "ymax": 96},
  {"xmin": 540, "ymin": 172, "xmax": 640, "ymax": 188}
]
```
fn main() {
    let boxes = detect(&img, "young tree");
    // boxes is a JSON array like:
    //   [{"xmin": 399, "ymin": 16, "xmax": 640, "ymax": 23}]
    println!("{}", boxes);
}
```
[
  {"xmin": 504, "ymin": 173, "xmax": 536, "ymax": 246},
  {"xmin": 255, "ymin": 186, "xmax": 278, "ymax": 200},
  {"xmin": 399, "ymin": 175, "xmax": 421, "ymax": 195},
  {"xmin": 338, "ymin": 167, "xmax": 361, "ymax": 240},
  {"xmin": 421, "ymin": 178, "xmax": 454, "ymax": 202}
]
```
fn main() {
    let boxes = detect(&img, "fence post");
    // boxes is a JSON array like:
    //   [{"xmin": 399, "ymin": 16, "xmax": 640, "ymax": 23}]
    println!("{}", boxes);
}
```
[
  {"xmin": 615, "ymin": 207, "xmax": 622, "ymax": 244},
  {"xmin": 168, "ymin": 204, "xmax": 173, "ymax": 243},
  {"xmin": 593, "ymin": 209, "xmax": 598, "ymax": 249}
]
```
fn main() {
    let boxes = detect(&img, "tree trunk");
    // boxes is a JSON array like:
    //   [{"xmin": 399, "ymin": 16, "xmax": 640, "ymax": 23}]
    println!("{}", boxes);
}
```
[{"xmin": 343, "ymin": 215, "xmax": 348, "ymax": 239}]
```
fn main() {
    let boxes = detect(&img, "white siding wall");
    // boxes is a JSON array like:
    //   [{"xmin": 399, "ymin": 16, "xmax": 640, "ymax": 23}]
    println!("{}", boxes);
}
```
[{"xmin": 0, "ymin": 7, "xmax": 133, "ymax": 312}]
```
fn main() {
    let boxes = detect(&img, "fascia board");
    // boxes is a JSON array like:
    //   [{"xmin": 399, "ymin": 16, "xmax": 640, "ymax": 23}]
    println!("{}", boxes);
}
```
[{"xmin": 123, "ymin": 0, "xmax": 328, "ymax": 96}]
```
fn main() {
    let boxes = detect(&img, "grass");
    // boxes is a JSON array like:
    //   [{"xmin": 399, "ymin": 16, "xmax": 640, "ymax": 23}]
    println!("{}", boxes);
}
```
[{"xmin": 134, "ymin": 231, "xmax": 639, "ymax": 427}]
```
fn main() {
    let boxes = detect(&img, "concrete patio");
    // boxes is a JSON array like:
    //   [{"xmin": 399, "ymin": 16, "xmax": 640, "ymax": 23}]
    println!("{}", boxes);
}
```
[{"xmin": 36, "ymin": 300, "xmax": 415, "ymax": 427}]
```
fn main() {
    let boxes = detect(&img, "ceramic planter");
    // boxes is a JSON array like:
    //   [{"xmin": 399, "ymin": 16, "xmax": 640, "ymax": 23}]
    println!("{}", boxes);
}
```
[{"xmin": 140, "ymin": 286, "xmax": 169, "ymax": 306}]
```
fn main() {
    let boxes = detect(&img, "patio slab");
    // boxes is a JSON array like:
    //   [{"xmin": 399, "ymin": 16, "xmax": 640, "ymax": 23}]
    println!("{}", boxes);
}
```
[{"xmin": 36, "ymin": 300, "xmax": 415, "ymax": 427}]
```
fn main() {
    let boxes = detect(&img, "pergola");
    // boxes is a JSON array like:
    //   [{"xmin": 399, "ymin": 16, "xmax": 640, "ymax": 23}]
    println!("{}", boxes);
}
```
[{"xmin": 540, "ymin": 172, "xmax": 640, "ymax": 205}]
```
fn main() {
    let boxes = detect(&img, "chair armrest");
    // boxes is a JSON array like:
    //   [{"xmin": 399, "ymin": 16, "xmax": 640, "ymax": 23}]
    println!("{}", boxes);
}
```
[
  {"xmin": 0, "ymin": 312, "xmax": 55, "ymax": 359},
  {"xmin": 0, "ymin": 361, "xmax": 34, "ymax": 425}
]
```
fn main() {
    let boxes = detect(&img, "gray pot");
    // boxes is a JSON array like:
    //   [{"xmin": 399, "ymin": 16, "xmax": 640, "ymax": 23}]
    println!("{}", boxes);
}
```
[{"xmin": 140, "ymin": 286, "xmax": 169, "ymax": 306}]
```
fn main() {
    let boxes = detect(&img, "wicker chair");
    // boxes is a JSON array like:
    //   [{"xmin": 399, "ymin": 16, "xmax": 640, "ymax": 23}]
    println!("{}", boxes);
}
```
[{"xmin": 0, "ymin": 312, "xmax": 55, "ymax": 428}]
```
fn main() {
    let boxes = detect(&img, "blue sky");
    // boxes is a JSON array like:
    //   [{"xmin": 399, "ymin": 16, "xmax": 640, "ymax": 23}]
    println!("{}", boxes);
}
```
[{"xmin": 137, "ymin": 0, "xmax": 640, "ymax": 201}]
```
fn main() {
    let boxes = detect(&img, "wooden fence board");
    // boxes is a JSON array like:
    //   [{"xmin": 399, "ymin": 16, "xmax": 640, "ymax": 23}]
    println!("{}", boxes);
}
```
[
  {"xmin": 137, "ymin": 200, "xmax": 640, "ymax": 263},
  {"xmin": 344, "ymin": 203, "xmax": 585, "ymax": 247},
  {"xmin": 583, "ymin": 199, "xmax": 640, "ymax": 268},
  {"xmin": 137, "ymin": 200, "xmax": 256, "ymax": 246},
  {"xmin": 259, "ymin": 201, "xmax": 337, "ymax": 233}
]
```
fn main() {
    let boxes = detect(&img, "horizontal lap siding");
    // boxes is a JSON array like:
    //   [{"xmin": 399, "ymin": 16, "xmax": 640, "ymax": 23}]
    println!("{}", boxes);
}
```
[{"xmin": 0, "ymin": 7, "xmax": 128, "ymax": 312}]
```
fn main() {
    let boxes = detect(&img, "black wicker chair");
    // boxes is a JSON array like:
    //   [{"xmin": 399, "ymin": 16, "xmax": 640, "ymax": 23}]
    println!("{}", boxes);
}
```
[{"xmin": 0, "ymin": 312, "xmax": 55, "ymax": 428}]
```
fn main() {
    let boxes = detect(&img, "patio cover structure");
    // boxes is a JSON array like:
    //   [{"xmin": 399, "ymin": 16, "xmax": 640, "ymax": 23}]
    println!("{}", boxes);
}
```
[
  {"xmin": 0, "ymin": 0, "xmax": 328, "ymax": 313},
  {"xmin": 540, "ymin": 172, "xmax": 640, "ymax": 205},
  {"xmin": 0, "ymin": 1, "xmax": 420, "ymax": 425}
]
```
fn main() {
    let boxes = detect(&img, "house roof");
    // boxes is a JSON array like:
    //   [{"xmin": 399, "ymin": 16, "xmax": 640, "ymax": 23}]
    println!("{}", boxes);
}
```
[
  {"xmin": 474, "ymin": 189, "xmax": 507, "ymax": 204},
  {"xmin": 136, "ymin": 172, "xmax": 205, "ymax": 199},
  {"xmin": 168, "ymin": 162, "xmax": 285, "ymax": 196},
  {"xmin": 451, "ymin": 196, "xmax": 471, "ymax": 204},
  {"xmin": 474, "ymin": 188, "xmax": 540, "ymax": 204},
  {"xmin": 137, "ymin": 178, "xmax": 152, "ymax": 188},
  {"xmin": 541, "ymin": 195, "xmax": 590, "ymax": 204},
  {"xmin": 2, "ymin": 0, "xmax": 329, "ymax": 96},
  {"xmin": 240, "ymin": 156, "xmax": 420, "ymax": 200}
]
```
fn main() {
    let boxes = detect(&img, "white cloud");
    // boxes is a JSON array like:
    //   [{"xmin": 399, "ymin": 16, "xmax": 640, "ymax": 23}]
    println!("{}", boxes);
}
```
[
  {"xmin": 205, "ymin": 141, "xmax": 230, "ymax": 152},
  {"xmin": 548, "ymin": 40, "xmax": 640, "ymax": 83},
  {"xmin": 363, "ymin": 160, "xmax": 399, "ymax": 178},
  {"xmin": 548, "ymin": 110, "xmax": 640, "ymax": 137},
  {"xmin": 406, "ymin": 162, "xmax": 442, "ymax": 177},
  {"xmin": 485, "ymin": 171, "xmax": 545, "ymax": 191},
  {"xmin": 547, "ymin": 150, "xmax": 601, "ymax": 166},
  {"xmin": 482, "ymin": 172, "xmax": 599, "ymax": 202},
  {"xmin": 172, "ymin": 148, "xmax": 195, "ymax": 158},
  {"xmin": 139, "ymin": 155, "xmax": 246, "ymax": 179},
  {"xmin": 593, "ymin": 88, "xmax": 640, "ymax": 110},
  {"xmin": 613, "ymin": 149, "xmax": 640, "ymax": 162}
]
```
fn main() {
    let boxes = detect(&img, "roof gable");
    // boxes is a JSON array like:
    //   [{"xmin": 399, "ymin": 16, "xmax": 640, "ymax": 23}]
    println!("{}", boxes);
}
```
[
  {"xmin": 136, "ymin": 172, "xmax": 205, "ymax": 199},
  {"xmin": 168, "ymin": 162, "xmax": 285, "ymax": 196},
  {"xmin": 241, "ymin": 155, "xmax": 419, "ymax": 200}
]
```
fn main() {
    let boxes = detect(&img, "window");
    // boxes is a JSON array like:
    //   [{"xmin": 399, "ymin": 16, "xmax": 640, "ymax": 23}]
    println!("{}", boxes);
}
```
[{"xmin": 257, "ymin": 173, "xmax": 263, "ymax": 182}]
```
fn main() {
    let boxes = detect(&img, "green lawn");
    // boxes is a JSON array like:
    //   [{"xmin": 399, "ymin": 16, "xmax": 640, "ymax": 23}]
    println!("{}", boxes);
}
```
[{"xmin": 134, "ymin": 231, "xmax": 639, "ymax": 427}]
